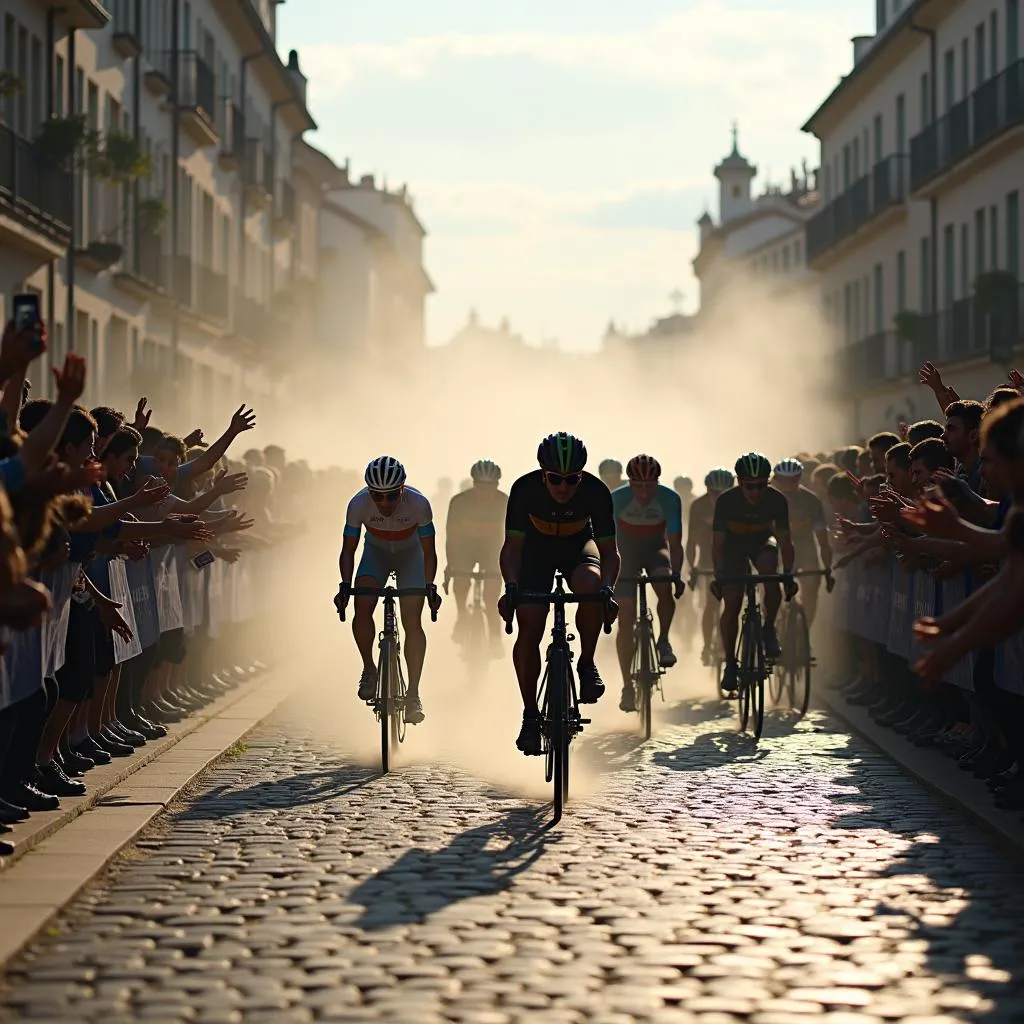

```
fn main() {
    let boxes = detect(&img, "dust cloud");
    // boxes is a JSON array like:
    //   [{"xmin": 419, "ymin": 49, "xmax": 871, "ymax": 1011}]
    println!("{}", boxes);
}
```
[{"xmin": 251, "ymin": 280, "xmax": 846, "ymax": 800}]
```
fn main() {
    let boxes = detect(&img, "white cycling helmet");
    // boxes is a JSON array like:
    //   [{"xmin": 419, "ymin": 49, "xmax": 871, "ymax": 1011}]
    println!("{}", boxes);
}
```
[
  {"xmin": 773, "ymin": 457, "xmax": 804, "ymax": 478},
  {"xmin": 470, "ymin": 459, "xmax": 501, "ymax": 482},
  {"xmin": 704, "ymin": 468, "xmax": 734, "ymax": 491},
  {"xmin": 364, "ymin": 455, "xmax": 406, "ymax": 490}
]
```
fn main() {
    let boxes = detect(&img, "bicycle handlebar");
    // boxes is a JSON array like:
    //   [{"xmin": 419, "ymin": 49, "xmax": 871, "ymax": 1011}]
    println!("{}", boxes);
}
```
[
  {"xmin": 337, "ymin": 585, "xmax": 439, "ymax": 623},
  {"xmin": 502, "ymin": 588, "xmax": 614, "ymax": 635}
]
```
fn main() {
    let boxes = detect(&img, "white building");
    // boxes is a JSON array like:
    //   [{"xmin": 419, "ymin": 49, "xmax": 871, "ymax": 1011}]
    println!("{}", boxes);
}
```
[
  {"xmin": 0, "ymin": 1, "xmax": 434, "ymax": 430},
  {"xmin": 803, "ymin": 0, "xmax": 1023, "ymax": 434},
  {"xmin": 692, "ymin": 128, "xmax": 820, "ymax": 312}
]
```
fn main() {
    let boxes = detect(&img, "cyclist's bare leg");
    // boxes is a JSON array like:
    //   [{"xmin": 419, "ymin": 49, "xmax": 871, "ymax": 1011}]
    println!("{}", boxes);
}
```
[
  {"xmin": 483, "ymin": 576, "xmax": 503, "ymax": 638},
  {"xmin": 399, "ymin": 595, "xmax": 426, "ymax": 693},
  {"xmin": 352, "ymin": 576, "xmax": 381, "ymax": 674},
  {"xmin": 801, "ymin": 573, "xmax": 821, "ymax": 626},
  {"xmin": 513, "ymin": 605, "xmax": 547, "ymax": 713},
  {"xmin": 755, "ymin": 548, "xmax": 782, "ymax": 630},
  {"xmin": 719, "ymin": 589, "xmax": 742, "ymax": 661},
  {"xmin": 615, "ymin": 597, "xmax": 637, "ymax": 684},
  {"xmin": 452, "ymin": 576, "xmax": 470, "ymax": 617},
  {"xmin": 570, "ymin": 562, "xmax": 603, "ymax": 667},
  {"xmin": 701, "ymin": 583, "xmax": 717, "ymax": 650},
  {"xmin": 653, "ymin": 581, "xmax": 675, "ymax": 643}
]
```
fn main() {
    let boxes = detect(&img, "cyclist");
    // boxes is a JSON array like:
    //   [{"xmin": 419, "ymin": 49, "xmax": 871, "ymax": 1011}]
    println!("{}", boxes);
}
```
[
  {"xmin": 711, "ymin": 452, "xmax": 797, "ymax": 697},
  {"xmin": 673, "ymin": 475, "xmax": 695, "ymax": 523},
  {"xmin": 335, "ymin": 456, "xmax": 441, "ymax": 724},
  {"xmin": 445, "ymin": 459, "xmax": 507, "ymax": 654},
  {"xmin": 598, "ymin": 458, "xmax": 624, "ymax": 491},
  {"xmin": 687, "ymin": 467, "xmax": 734, "ymax": 664},
  {"xmin": 771, "ymin": 457, "xmax": 833, "ymax": 626},
  {"xmin": 500, "ymin": 433, "xmax": 619, "ymax": 755},
  {"xmin": 612, "ymin": 455, "xmax": 684, "ymax": 711}
]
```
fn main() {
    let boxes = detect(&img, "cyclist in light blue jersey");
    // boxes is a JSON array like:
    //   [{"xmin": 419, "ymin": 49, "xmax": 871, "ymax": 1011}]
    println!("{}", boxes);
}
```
[{"xmin": 612, "ymin": 455, "xmax": 685, "ymax": 711}]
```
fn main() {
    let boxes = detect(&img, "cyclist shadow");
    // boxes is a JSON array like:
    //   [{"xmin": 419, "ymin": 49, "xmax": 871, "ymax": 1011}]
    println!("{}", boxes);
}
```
[
  {"xmin": 574, "ymin": 729, "xmax": 646, "ymax": 776},
  {"xmin": 347, "ymin": 806, "xmax": 556, "ymax": 929},
  {"xmin": 651, "ymin": 730, "xmax": 769, "ymax": 772},
  {"xmin": 657, "ymin": 697, "xmax": 734, "ymax": 727},
  {"xmin": 175, "ymin": 765, "xmax": 378, "ymax": 820}
]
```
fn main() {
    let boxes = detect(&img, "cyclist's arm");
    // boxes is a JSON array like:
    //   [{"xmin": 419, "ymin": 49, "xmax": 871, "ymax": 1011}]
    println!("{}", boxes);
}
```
[
  {"xmin": 419, "ymin": 531, "xmax": 438, "ymax": 586},
  {"xmin": 444, "ymin": 498, "xmax": 457, "ymax": 568},
  {"xmin": 596, "ymin": 536, "xmax": 620, "ymax": 589},
  {"xmin": 339, "ymin": 531, "xmax": 359, "ymax": 584},
  {"xmin": 777, "ymin": 530, "xmax": 796, "ymax": 574},
  {"xmin": 667, "ymin": 531, "xmax": 683, "ymax": 577},
  {"xmin": 500, "ymin": 532, "xmax": 524, "ymax": 585},
  {"xmin": 684, "ymin": 505, "xmax": 698, "ymax": 570},
  {"xmin": 711, "ymin": 532, "xmax": 726, "ymax": 575},
  {"xmin": 664, "ymin": 489, "xmax": 683, "ymax": 577}
]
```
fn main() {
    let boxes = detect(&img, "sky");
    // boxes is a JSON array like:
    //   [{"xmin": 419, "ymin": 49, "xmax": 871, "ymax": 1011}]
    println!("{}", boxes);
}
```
[{"xmin": 276, "ymin": 0, "xmax": 873, "ymax": 349}]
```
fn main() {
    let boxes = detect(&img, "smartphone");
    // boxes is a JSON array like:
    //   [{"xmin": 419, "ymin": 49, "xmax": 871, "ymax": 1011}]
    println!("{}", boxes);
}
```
[
  {"xmin": 11, "ymin": 293, "xmax": 42, "ymax": 351},
  {"xmin": 191, "ymin": 549, "xmax": 216, "ymax": 570}
]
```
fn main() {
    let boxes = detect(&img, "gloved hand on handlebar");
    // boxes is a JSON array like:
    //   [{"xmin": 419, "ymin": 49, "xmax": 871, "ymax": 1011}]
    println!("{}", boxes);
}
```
[
  {"xmin": 824, "ymin": 568, "xmax": 836, "ymax": 594},
  {"xmin": 599, "ymin": 584, "xmax": 619, "ymax": 625},
  {"xmin": 672, "ymin": 575, "xmax": 686, "ymax": 600},
  {"xmin": 498, "ymin": 581, "xmax": 519, "ymax": 623},
  {"xmin": 709, "ymin": 578, "xmax": 723, "ymax": 602},
  {"xmin": 782, "ymin": 574, "xmax": 799, "ymax": 601},
  {"xmin": 333, "ymin": 581, "xmax": 351, "ymax": 618},
  {"xmin": 427, "ymin": 583, "xmax": 442, "ymax": 614}
]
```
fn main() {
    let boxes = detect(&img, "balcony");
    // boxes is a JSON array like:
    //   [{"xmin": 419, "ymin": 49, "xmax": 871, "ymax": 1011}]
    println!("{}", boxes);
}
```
[
  {"xmin": 114, "ymin": 230, "xmax": 165, "ymax": 299},
  {"xmin": 143, "ymin": 49, "xmax": 172, "ymax": 98},
  {"xmin": 197, "ymin": 269, "xmax": 229, "ymax": 321},
  {"xmin": 243, "ymin": 138, "xmax": 272, "ymax": 209},
  {"xmin": 805, "ymin": 154, "xmax": 908, "ymax": 265},
  {"xmin": 0, "ymin": 122, "xmax": 74, "ymax": 259},
  {"xmin": 272, "ymin": 180, "xmax": 296, "ymax": 238},
  {"xmin": 234, "ymin": 290, "xmax": 270, "ymax": 344},
  {"xmin": 218, "ymin": 100, "xmax": 245, "ymax": 172},
  {"xmin": 178, "ymin": 52, "xmax": 218, "ymax": 146},
  {"xmin": 108, "ymin": 0, "xmax": 141, "ymax": 59},
  {"xmin": 910, "ymin": 58, "xmax": 1024, "ymax": 194}
]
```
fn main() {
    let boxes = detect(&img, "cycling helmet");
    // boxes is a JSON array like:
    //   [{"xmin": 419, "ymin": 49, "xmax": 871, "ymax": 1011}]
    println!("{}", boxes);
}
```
[
  {"xmin": 626, "ymin": 454, "xmax": 661, "ymax": 481},
  {"xmin": 734, "ymin": 452, "xmax": 772, "ymax": 480},
  {"xmin": 598, "ymin": 458, "xmax": 622, "ymax": 476},
  {"xmin": 773, "ymin": 457, "xmax": 804, "ymax": 478},
  {"xmin": 704, "ymin": 467, "xmax": 735, "ymax": 491},
  {"xmin": 364, "ymin": 455, "xmax": 406, "ymax": 490},
  {"xmin": 538, "ymin": 432, "xmax": 588, "ymax": 474},
  {"xmin": 470, "ymin": 459, "xmax": 501, "ymax": 482}
]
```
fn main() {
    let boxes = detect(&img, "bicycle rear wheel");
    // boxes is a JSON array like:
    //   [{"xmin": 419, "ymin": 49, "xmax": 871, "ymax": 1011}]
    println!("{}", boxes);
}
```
[
  {"xmin": 391, "ymin": 644, "xmax": 405, "ymax": 752},
  {"xmin": 786, "ymin": 602, "xmax": 812, "ymax": 716},
  {"xmin": 738, "ymin": 613, "xmax": 754, "ymax": 733},
  {"xmin": 768, "ymin": 605, "xmax": 787, "ymax": 705},
  {"xmin": 378, "ymin": 646, "xmax": 392, "ymax": 774},
  {"xmin": 639, "ymin": 618, "xmax": 657, "ymax": 741},
  {"xmin": 546, "ymin": 648, "xmax": 569, "ymax": 822},
  {"xmin": 751, "ymin": 622, "xmax": 766, "ymax": 742}
]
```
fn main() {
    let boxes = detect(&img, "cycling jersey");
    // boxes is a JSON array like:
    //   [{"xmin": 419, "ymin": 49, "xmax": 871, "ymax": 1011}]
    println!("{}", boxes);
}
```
[
  {"xmin": 505, "ymin": 471, "xmax": 615, "ymax": 542},
  {"xmin": 611, "ymin": 484, "xmax": 682, "ymax": 540},
  {"xmin": 784, "ymin": 485, "xmax": 827, "ymax": 541},
  {"xmin": 713, "ymin": 485, "xmax": 790, "ymax": 550},
  {"xmin": 446, "ymin": 486, "xmax": 508, "ymax": 572},
  {"xmin": 687, "ymin": 492, "xmax": 716, "ymax": 565},
  {"xmin": 344, "ymin": 487, "xmax": 435, "ymax": 553}
]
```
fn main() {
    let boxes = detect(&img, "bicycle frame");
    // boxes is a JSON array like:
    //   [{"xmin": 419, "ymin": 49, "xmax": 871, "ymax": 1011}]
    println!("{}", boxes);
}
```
[{"xmin": 620, "ymin": 571, "xmax": 675, "ymax": 740}]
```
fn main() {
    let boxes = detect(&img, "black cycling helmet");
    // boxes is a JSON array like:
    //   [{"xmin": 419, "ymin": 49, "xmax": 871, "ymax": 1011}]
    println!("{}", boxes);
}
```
[
  {"xmin": 538, "ymin": 432, "xmax": 588, "ymax": 474},
  {"xmin": 734, "ymin": 452, "xmax": 772, "ymax": 480}
]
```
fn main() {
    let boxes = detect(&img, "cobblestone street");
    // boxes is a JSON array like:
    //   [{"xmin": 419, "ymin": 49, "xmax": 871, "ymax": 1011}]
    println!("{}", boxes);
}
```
[{"xmin": 4, "ymin": 686, "xmax": 1024, "ymax": 1023}]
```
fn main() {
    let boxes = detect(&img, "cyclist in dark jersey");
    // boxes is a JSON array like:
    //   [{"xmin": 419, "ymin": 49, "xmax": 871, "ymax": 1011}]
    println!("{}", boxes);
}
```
[
  {"xmin": 500, "ymin": 432, "xmax": 620, "ymax": 755},
  {"xmin": 772, "ymin": 458, "xmax": 833, "ymax": 626},
  {"xmin": 711, "ymin": 452, "xmax": 797, "ymax": 696},
  {"xmin": 686, "ymin": 467, "xmax": 734, "ymax": 663}
]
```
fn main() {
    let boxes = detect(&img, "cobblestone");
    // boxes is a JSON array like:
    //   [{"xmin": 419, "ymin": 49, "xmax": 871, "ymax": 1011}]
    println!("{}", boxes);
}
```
[{"xmin": 5, "ymin": 696, "xmax": 1024, "ymax": 1022}]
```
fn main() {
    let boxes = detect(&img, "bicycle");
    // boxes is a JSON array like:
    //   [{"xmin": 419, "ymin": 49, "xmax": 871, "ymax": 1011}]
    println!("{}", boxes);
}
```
[
  {"xmin": 691, "ymin": 569, "xmax": 726, "ymax": 695},
  {"xmin": 620, "ymin": 570, "xmax": 681, "ymax": 740},
  {"xmin": 503, "ymin": 574, "xmax": 612, "ymax": 823},
  {"xmin": 443, "ymin": 568, "xmax": 500, "ymax": 665},
  {"xmin": 770, "ymin": 568, "xmax": 832, "ymax": 717},
  {"xmin": 338, "ymin": 578, "xmax": 438, "ymax": 774},
  {"xmin": 714, "ymin": 572, "xmax": 795, "ymax": 742}
]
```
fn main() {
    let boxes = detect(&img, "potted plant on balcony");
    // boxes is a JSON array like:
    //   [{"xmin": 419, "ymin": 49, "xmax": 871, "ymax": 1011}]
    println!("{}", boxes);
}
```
[
  {"xmin": 137, "ymin": 196, "xmax": 169, "ymax": 236},
  {"xmin": 34, "ymin": 114, "xmax": 100, "ymax": 170},
  {"xmin": 91, "ymin": 130, "xmax": 152, "ymax": 184}
]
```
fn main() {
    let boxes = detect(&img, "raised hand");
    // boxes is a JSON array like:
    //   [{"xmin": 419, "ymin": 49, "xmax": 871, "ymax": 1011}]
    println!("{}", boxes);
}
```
[
  {"xmin": 213, "ymin": 470, "xmax": 248, "ymax": 496},
  {"xmin": 183, "ymin": 428, "xmax": 205, "ymax": 447},
  {"xmin": 919, "ymin": 361, "xmax": 944, "ymax": 392},
  {"xmin": 1009, "ymin": 368, "xmax": 1024, "ymax": 393},
  {"xmin": 1, "ymin": 317, "xmax": 47, "ymax": 373},
  {"xmin": 131, "ymin": 475, "xmax": 172, "ymax": 508},
  {"xmin": 228, "ymin": 405, "xmax": 256, "ymax": 437},
  {"xmin": 900, "ymin": 496, "xmax": 961, "ymax": 538},
  {"xmin": 131, "ymin": 397, "xmax": 152, "ymax": 433},
  {"xmin": 53, "ymin": 353, "xmax": 86, "ymax": 405},
  {"xmin": 167, "ymin": 519, "xmax": 214, "ymax": 542}
]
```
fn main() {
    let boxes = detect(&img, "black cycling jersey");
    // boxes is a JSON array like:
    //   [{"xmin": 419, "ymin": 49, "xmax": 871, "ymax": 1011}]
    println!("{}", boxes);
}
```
[
  {"xmin": 505, "ymin": 470, "xmax": 616, "ymax": 543},
  {"xmin": 783, "ymin": 485, "xmax": 827, "ymax": 542},
  {"xmin": 713, "ymin": 485, "xmax": 791, "ymax": 549},
  {"xmin": 687, "ymin": 492, "xmax": 715, "ymax": 553}
]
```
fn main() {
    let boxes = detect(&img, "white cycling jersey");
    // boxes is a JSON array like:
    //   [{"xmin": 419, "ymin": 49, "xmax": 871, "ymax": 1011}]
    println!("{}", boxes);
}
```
[{"xmin": 343, "ymin": 486, "xmax": 435, "ymax": 552}]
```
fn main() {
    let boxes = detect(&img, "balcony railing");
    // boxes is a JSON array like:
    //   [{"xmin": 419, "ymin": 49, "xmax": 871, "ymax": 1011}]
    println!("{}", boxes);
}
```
[
  {"xmin": 197, "ymin": 268, "xmax": 229, "ymax": 321},
  {"xmin": 806, "ymin": 154, "xmax": 908, "ymax": 263},
  {"xmin": 108, "ymin": 0, "xmax": 141, "ymax": 58},
  {"xmin": 135, "ymin": 231, "xmax": 165, "ymax": 289},
  {"xmin": 243, "ymin": 138, "xmax": 272, "ymax": 208},
  {"xmin": 910, "ymin": 58, "xmax": 1024, "ymax": 192},
  {"xmin": 0, "ymin": 122, "xmax": 74, "ymax": 243},
  {"xmin": 218, "ymin": 100, "xmax": 245, "ymax": 171},
  {"xmin": 177, "ymin": 52, "xmax": 218, "ymax": 143}
]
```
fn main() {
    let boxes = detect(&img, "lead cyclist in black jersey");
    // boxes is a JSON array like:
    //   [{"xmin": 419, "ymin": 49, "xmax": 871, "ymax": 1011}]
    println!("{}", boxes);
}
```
[{"xmin": 499, "ymin": 433, "xmax": 620, "ymax": 756}]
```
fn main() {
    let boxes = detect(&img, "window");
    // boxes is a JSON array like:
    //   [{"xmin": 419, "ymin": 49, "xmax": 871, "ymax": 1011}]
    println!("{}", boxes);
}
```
[
  {"xmin": 1010, "ymin": 0, "xmax": 1020, "ymax": 64},
  {"xmin": 843, "ymin": 144, "xmax": 851, "ymax": 189},
  {"xmin": 960, "ymin": 223, "xmax": 970, "ymax": 297},
  {"xmin": 943, "ymin": 224, "xmax": 955, "ymax": 307},
  {"xmin": 54, "ymin": 55, "xmax": 64, "ymax": 117},
  {"xmin": 852, "ymin": 279, "xmax": 861, "ymax": 339},
  {"xmin": 30, "ymin": 35, "xmax": 42, "ymax": 131},
  {"xmin": 976, "ymin": 22, "xmax": 986, "ymax": 86},
  {"xmin": 895, "ymin": 93, "xmax": 906, "ymax": 151},
  {"xmin": 873, "ymin": 114, "xmax": 883, "ymax": 163},
  {"xmin": 896, "ymin": 250, "xmax": 907, "ymax": 311},
  {"xmin": 16, "ymin": 26, "xmax": 27, "ymax": 136},
  {"xmin": 823, "ymin": 165, "xmax": 832, "ymax": 201},
  {"xmin": 920, "ymin": 237, "xmax": 932, "ymax": 312},
  {"xmin": 991, "ymin": 12, "xmax": 999, "ymax": 73},
  {"xmin": 943, "ymin": 48, "xmax": 955, "ymax": 111},
  {"xmin": 852, "ymin": 137, "xmax": 860, "ymax": 178},
  {"xmin": 962, "ymin": 39, "xmax": 970, "ymax": 98},
  {"xmin": 991, "ymin": 205, "xmax": 999, "ymax": 269},
  {"xmin": 975, "ymin": 208, "xmax": 987, "ymax": 276},
  {"xmin": 920, "ymin": 71, "xmax": 931, "ymax": 126},
  {"xmin": 877, "ymin": 0, "xmax": 887, "ymax": 30},
  {"xmin": 1009, "ymin": 191, "xmax": 1020, "ymax": 277},
  {"xmin": 873, "ymin": 263, "xmax": 884, "ymax": 333},
  {"xmin": 1, "ymin": 16, "xmax": 13, "ymax": 127}
]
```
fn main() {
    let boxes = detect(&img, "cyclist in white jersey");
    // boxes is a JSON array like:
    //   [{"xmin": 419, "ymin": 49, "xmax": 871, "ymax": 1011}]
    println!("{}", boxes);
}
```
[{"xmin": 335, "ymin": 456, "xmax": 440, "ymax": 724}]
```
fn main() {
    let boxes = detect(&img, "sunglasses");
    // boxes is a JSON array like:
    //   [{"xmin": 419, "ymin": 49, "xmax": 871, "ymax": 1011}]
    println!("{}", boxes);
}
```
[
  {"xmin": 545, "ymin": 471, "xmax": 583, "ymax": 487},
  {"xmin": 369, "ymin": 488, "xmax": 402, "ymax": 502},
  {"xmin": 741, "ymin": 481, "xmax": 768, "ymax": 491}
]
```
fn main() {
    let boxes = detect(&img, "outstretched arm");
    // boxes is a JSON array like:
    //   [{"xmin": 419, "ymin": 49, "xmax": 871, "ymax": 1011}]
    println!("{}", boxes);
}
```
[{"xmin": 179, "ymin": 406, "xmax": 256, "ymax": 479}]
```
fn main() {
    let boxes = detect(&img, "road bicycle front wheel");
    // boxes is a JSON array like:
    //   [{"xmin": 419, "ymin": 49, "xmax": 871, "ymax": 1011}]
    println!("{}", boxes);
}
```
[
  {"xmin": 639, "ymin": 617, "xmax": 658, "ymax": 741},
  {"xmin": 769, "ymin": 605, "xmax": 788, "ymax": 705},
  {"xmin": 786, "ymin": 601, "xmax": 812, "ymax": 716},
  {"xmin": 378, "ymin": 647, "xmax": 392, "ymax": 774},
  {"xmin": 751, "ymin": 621, "xmax": 766, "ymax": 742},
  {"xmin": 391, "ymin": 643, "xmax": 406, "ymax": 750},
  {"xmin": 738, "ymin": 612, "xmax": 755, "ymax": 734},
  {"xmin": 545, "ymin": 647, "xmax": 569, "ymax": 823}
]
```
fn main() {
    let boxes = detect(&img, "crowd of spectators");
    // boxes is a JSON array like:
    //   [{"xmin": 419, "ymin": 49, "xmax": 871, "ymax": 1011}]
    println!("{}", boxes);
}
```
[
  {"xmin": 0, "ymin": 316, "xmax": 329, "ymax": 857},
  {"xmin": 822, "ymin": 358, "xmax": 1024, "ymax": 814}
]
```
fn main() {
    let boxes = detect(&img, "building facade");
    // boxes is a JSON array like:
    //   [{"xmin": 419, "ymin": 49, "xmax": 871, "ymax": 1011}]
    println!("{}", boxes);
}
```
[
  {"xmin": 0, "ymin": 1, "xmax": 433, "ymax": 430},
  {"xmin": 692, "ymin": 129, "xmax": 820, "ymax": 313},
  {"xmin": 803, "ymin": 0, "xmax": 1023, "ymax": 434}
]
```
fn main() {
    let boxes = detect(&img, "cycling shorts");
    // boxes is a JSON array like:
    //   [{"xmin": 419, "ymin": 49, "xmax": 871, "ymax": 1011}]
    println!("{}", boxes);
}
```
[
  {"xmin": 356, "ymin": 541, "xmax": 426, "ymax": 589},
  {"xmin": 614, "ymin": 537, "xmax": 671, "ymax": 598},
  {"xmin": 519, "ymin": 534, "xmax": 601, "ymax": 594},
  {"xmin": 720, "ymin": 536, "xmax": 778, "ymax": 582},
  {"xmin": 447, "ymin": 538, "xmax": 500, "ymax": 575}
]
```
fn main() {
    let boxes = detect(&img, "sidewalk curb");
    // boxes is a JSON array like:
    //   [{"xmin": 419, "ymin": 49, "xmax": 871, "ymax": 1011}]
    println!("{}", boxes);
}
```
[
  {"xmin": 0, "ymin": 673, "xmax": 296, "ymax": 968},
  {"xmin": 819, "ymin": 686, "xmax": 1024, "ymax": 854}
]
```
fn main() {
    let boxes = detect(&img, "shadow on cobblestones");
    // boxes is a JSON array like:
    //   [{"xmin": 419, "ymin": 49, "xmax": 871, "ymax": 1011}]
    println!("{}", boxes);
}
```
[
  {"xmin": 651, "ymin": 729, "xmax": 770, "ymax": 771},
  {"xmin": 347, "ymin": 806, "xmax": 556, "ymax": 929}
]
